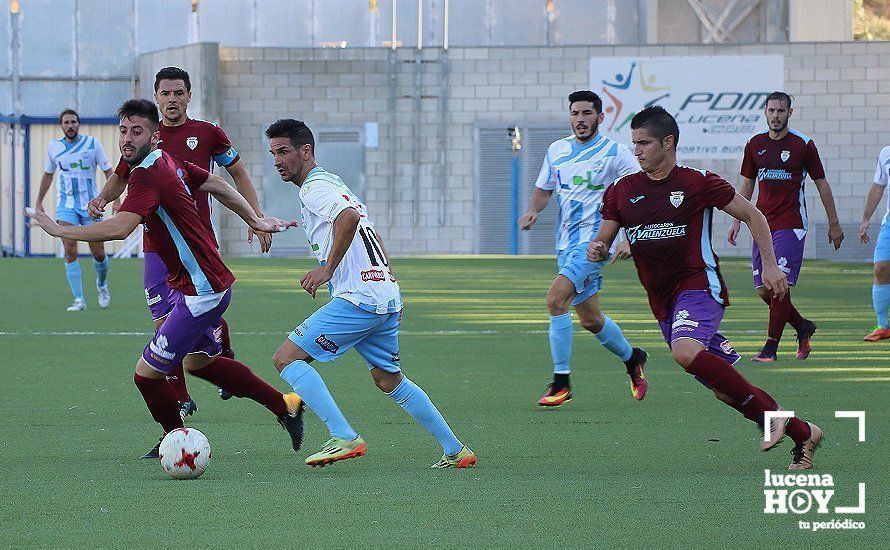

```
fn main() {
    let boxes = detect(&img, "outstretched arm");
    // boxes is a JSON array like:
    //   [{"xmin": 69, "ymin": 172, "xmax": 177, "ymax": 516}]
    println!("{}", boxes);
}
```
[
  {"xmin": 813, "ymin": 177, "xmax": 844, "ymax": 250},
  {"xmin": 721, "ymin": 193, "xmax": 788, "ymax": 299},
  {"xmin": 299, "ymin": 208, "xmax": 361, "ymax": 298},
  {"xmin": 197, "ymin": 174, "xmax": 294, "ymax": 234},
  {"xmin": 225, "ymin": 159, "xmax": 272, "ymax": 253},
  {"xmin": 27, "ymin": 208, "xmax": 141, "ymax": 242}
]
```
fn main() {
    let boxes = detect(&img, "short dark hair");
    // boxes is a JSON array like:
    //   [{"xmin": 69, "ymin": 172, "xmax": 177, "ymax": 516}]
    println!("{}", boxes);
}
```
[
  {"xmin": 154, "ymin": 66, "xmax": 191, "ymax": 92},
  {"xmin": 118, "ymin": 99, "xmax": 160, "ymax": 131},
  {"xmin": 265, "ymin": 119, "xmax": 315, "ymax": 151},
  {"xmin": 568, "ymin": 90, "xmax": 603, "ymax": 113},
  {"xmin": 766, "ymin": 91, "xmax": 792, "ymax": 109},
  {"xmin": 59, "ymin": 109, "xmax": 79, "ymax": 124},
  {"xmin": 631, "ymin": 106, "xmax": 680, "ymax": 145}
]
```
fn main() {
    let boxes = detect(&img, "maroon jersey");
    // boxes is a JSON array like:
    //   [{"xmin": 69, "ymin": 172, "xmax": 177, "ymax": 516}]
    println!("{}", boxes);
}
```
[
  {"xmin": 119, "ymin": 150, "xmax": 235, "ymax": 295},
  {"xmin": 115, "ymin": 118, "xmax": 239, "ymax": 252},
  {"xmin": 740, "ymin": 129, "xmax": 825, "ymax": 231},
  {"xmin": 602, "ymin": 165, "xmax": 736, "ymax": 321}
]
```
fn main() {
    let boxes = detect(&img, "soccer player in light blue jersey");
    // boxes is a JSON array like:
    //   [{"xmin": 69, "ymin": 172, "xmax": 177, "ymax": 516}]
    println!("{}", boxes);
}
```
[
  {"xmin": 267, "ymin": 119, "xmax": 475, "ymax": 469},
  {"xmin": 519, "ymin": 90, "xmax": 648, "ymax": 406},
  {"xmin": 36, "ymin": 109, "xmax": 115, "ymax": 311},
  {"xmin": 860, "ymin": 145, "xmax": 890, "ymax": 341}
]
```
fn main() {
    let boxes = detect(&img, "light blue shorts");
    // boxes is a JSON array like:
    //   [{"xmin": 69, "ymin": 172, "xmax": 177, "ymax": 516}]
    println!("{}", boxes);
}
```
[
  {"xmin": 875, "ymin": 221, "xmax": 890, "ymax": 264},
  {"xmin": 557, "ymin": 241, "xmax": 606, "ymax": 306},
  {"xmin": 56, "ymin": 207, "xmax": 95, "ymax": 226},
  {"xmin": 288, "ymin": 297, "xmax": 402, "ymax": 373}
]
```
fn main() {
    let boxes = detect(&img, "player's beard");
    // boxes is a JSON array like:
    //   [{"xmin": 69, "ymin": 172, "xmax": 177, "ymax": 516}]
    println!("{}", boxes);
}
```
[
  {"xmin": 769, "ymin": 117, "xmax": 787, "ymax": 132},
  {"xmin": 574, "ymin": 121, "xmax": 599, "ymax": 142},
  {"xmin": 124, "ymin": 142, "xmax": 153, "ymax": 166},
  {"xmin": 64, "ymin": 129, "xmax": 78, "ymax": 140}
]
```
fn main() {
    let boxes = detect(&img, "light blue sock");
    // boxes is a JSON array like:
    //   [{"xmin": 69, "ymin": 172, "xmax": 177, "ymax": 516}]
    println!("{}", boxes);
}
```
[
  {"xmin": 65, "ymin": 260, "xmax": 84, "ymax": 301},
  {"xmin": 388, "ymin": 376, "xmax": 463, "ymax": 456},
  {"xmin": 873, "ymin": 284, "xmax": 890, "ymax": 328},
  {"xmin": 549, "ymin": 313, "xmax": 573, "ymax": 374},
  {"xmin": 280, "ymin": 360, "xmax": 357, "ymax": 440},
  {"xmin": 93, "ymin": 257, "xmax": 109, "ymax": 287},
  {"xmin": 594, "ymin": 315, "xmax": 634, "ymax": 362}
]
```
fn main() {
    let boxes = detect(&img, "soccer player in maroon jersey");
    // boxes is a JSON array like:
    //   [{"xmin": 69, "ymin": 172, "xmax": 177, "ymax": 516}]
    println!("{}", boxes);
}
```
[
  {"xmin": 727, "ymin": 92, "xmax": 844, "ymax": 362},
  {"xmin": 89, "ymin": 67, "xmax": 267, "ymax": 417},
  {"xmin": 588, "ymin": 107, "xmax": 822, "ymax": 469},
  {"xmin": 28, "ymin": 99, "xmax": 305, "ymax": 459}
]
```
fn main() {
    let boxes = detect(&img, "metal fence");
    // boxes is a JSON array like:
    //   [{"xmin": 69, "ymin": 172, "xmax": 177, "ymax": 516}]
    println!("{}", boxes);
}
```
[{"xmin": 0, "ymin": 116, "xmax": 126, "ymax": 257}]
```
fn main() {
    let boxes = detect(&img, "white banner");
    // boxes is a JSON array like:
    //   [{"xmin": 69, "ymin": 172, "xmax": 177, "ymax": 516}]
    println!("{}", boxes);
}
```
[{"xmin": 589, "ymin": 56, "xmax": 784, "ymax": 160}]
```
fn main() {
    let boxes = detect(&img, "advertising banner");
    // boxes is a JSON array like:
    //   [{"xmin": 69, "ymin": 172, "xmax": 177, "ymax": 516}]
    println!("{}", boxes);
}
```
[{"xmin": 590, "ymin": 56, "xmax": 784, "ymax": 159}]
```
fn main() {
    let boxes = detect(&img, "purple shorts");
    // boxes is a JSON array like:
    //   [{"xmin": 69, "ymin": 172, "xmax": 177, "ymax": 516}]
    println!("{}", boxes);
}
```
[
  {"xmin": 753, "ymin": 229, "xmax": 805, "ymax": 287},
  {"xmin": 142, "ymin": 287, "xmax": 231, "ymax": 373},
  {"xmin": 144, "ymin": 252, "xmax": 174, "ymax": 320},
  {"xmin": 658, "ymin": 290, "xmax": 741, "ymax": 369}
]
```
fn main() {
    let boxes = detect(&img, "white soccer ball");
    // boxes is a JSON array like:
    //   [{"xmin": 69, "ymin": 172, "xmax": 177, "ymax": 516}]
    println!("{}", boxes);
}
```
[{"xmin": 158, "ymin": 427, "xmax": 211, "ymax": 479}]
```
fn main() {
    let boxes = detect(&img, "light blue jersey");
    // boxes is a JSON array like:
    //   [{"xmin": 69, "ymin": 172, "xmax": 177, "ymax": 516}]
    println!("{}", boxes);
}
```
[
  {"xmin": 874, "ymin": 145, "xmax": 890, "ymax": 226},
  {"xmin": 45, "ymin": 135, "xmax": 112, "ymax": 211},
  {"xmin": 535, "ymin": 133, "xmax": 639, "ymax": 251}
]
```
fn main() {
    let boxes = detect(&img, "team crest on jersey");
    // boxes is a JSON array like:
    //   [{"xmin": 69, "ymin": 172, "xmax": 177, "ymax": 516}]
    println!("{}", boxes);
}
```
[
  {"xmin": 186, "ymin": 136, "xmax": 199, "ymax": 150},
  {"xmin": 780, "ymin": 150, "xmax": 790, "ymax": 162},
  {"xmin": 669, "ymin": 191, "xmax": 684, "ymax": 208}
]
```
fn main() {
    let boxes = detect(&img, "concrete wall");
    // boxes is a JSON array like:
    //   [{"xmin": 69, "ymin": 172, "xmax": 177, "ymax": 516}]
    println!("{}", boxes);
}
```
[{"xmin": 137, "ymin": 41, "xmax": 890, "ymax": 259}]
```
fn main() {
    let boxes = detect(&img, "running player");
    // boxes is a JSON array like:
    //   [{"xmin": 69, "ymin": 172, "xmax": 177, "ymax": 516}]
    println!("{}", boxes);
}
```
[
  {"xmin": 589, "ymin": 106, "xmax": 822, "ymax": 469},
  {"xmin": 519, "ymin": 90, "xmax": 647, "ymax": 407},
  {"xmin": 860, "ymin": 145, "xmax": 890, "ymax": 341},
  {"xmin": 266, "ymin": 119, "xmax": 475, "ymax": 468},
  {"xmin": 28, "ymin": 99, "xmax": 304, "ymax": 458},
  {"xmin": 89, "ymin": 67, "xmax": 267, "ymax": 417},
  {"xmin": 727, "ymin": 92, "xmax": 844, "ymax": 362},
  {"xmin": 36, "ymin": 109, "xmax": 114, "ymax": 311}
]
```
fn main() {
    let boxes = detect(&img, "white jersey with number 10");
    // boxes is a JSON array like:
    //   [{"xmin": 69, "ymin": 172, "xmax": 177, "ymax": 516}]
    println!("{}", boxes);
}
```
[{"xmin": 299, "ymin": 166, "xmax": 402, "ymax": 314}]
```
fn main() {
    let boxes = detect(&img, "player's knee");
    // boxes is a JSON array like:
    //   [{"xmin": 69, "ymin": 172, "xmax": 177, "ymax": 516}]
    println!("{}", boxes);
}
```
[
  {"xmin": 579, "ymin": 313, "xmax": 605, "ymax": 333},
  {"xmin": 370, "ymin": 368, "xmax": 402, "ymax": 393},
  {"xmin": 63, "ymin": 244, "xmax": 77, "ymax": 262},
  {"xmin": 874, "ymin": 262, "xmax": 890, "ymax": 284},
  {"xmin": 546, "ymin": 292, "xmax": 570, "ymax": 315},
  {"xmin": 273, "ymin": 342, "xmax": 307, "ymax": 372},
  {"xmin": 272, "ymin": 348, "xmax": 291, "ymax": 372},
  {"xmin": 671, "ymin": 343, "xmax": 701, "ymax": 369},
  {"xmin": 756, "ymin": 287, "xmax": 771, "ymax": 304}
]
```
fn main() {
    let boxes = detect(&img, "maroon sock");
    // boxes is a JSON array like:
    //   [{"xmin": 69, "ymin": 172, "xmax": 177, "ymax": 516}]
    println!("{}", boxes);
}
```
[
  {"xmin": 190, "ymin": 356, "xmax": 286, "ymax": 416},
  {"xmin": 767, "ymin": 294, "xmax": 793, "ymax": 343},
  {"xmin": 686, "ymin": 351, "xmax": 776, "ymax": 425},
  {"xmin": 786, "ymin": 300, "xmax": 805, "ymax": 331},
  {"xmin": 165, "ymin": 363, "xmax": 191, "ymax": 402},
  {"xmin": 785, "ymin": 417, "xmax": 812, "ymax": 444},
  {"xmin": 220, "ymin": 318, "xmax": 235, "ymax": 358},
  {"xmin": 134, "ymin": 373, "xmax": 184, "ymax": 433}
]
